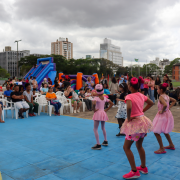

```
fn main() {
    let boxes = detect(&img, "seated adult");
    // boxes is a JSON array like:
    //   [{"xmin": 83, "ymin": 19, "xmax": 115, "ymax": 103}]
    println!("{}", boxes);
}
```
[
  {"xmin": 41, "ymin": 83, "xmax": 48, "ymax": 95},
  {"xmin": 59, "ymin": 79, "xmax": 63, "ymax": 87},
  {"xmin": 85, "ymin": 77, "xmax": 94, "ymax": 90},
  {"xmin": 18, "ymin": 79, "xmax": 22, "ymax": 85},
  {"xmin": 19, "ymin": 85, "xmax": 24, "ymax": 93},
  {"xmin": 63, "ymin": 76, "xmax": 71, "ymax": 89},
  {"xmin": 0, "ymin": 101, "xmax": 4, "ymax": 123},
  {"xmin": 64, "ymin": 85, "xmax": 82, "ymax": 113},
  {"xmin": 23, "ymin": 83, "xmax": 39, "ymax": 117},
  {"xmin": 48, "ymin": 78, "xmax": 52, "ymax": 86},
  {"xmin": 4, "ymin": 84, "xmax": 13, "ymax": 102},
  {"xmin": 54, "ymin": 77, "xmax": 59, "ymax": 85},
  {"xmin": 53, "ymin": 83, "xmax": 60, "ymax": 93},
  {"xmin": 32, "ymin": 77, "xmax": 38, "ymax": 90},
  {"xmin": 42, "ymin": 78, "xmax": 49, "ymax": 87},
  {"xmin": 46, "ymin": 87, "xmax": 61, "ymax": 116},
  {"xmin": 11, "ymin": 85, "xmax": 29, "ymax": 119},
  {"xmin": 59, "ymin": 83, "xmax": 65, "ymax": 92},
  {"xmin": 79, "ymin": 88, "xmax": 92, "ymax": 111}
]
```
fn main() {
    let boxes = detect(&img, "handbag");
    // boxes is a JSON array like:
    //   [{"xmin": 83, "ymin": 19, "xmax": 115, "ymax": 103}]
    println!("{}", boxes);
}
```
[{"xmin": 50, "ymin": 99, "xmax": 59, "ymax": 104}]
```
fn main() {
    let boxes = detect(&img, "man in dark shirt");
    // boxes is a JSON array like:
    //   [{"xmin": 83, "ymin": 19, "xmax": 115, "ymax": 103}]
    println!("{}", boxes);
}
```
[{"xmin": 11, "ymin": 85, "xmax": 29, "ymax": 119}]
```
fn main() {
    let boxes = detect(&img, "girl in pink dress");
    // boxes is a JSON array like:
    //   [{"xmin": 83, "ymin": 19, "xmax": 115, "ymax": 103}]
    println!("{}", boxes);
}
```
[
  {"xmin": 92, "ymin": 84, "xmax": 113, "ymax": 150},
  {"xmin": 153, "ymin": 83, "xmax": 176, "ymax": 154},
  {"xmin": 120, "ymin": 77, "xmax": 154, "ymax": 179}
]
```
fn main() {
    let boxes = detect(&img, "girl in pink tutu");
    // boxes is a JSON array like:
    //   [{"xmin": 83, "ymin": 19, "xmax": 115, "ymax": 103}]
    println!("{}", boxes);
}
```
[
  {"xmin": 153, "ymin": 83, "xmax": 176, "ymax": 154},
  {"xmin": 120, "ymin": 77, "xmax": 154, "ymax": 179},
  {"xmin": 92, "ymin": 84, "xmax": 113, "ymax": 150}
]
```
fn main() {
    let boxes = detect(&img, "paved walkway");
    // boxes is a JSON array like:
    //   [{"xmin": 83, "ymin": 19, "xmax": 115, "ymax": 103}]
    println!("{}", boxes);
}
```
[{"xmin": 1, "ymin": 112, "xmax": 180, "ymax": 180}]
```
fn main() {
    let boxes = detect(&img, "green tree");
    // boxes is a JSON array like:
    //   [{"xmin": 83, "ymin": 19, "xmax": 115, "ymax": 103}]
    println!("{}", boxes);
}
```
[
  {"xmin": 140, "ymin": 63, "xmax": 161, "ymax": 77},
  {"xmin": 0, "ymin": 68, "xmax": 10, "ymax": 78},
  {"xmin": 164, "ymin": 58, "xmax": 180, "ymax": 75}
]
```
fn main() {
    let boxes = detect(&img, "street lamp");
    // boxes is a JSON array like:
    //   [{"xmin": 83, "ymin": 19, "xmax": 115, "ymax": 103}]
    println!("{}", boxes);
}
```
[{"xmin": 14, "ymin": 40, "xmax": 22, "ymax": 78}]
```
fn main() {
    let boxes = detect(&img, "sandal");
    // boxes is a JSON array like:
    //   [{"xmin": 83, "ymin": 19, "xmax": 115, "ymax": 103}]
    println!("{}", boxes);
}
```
[
  {"xmin": 154, "ymin": 149, "xmax": 166, "ymax": 154},
  {"xmin": 164, "ymin": 146, "xmax": 175, "ymax": 150}
]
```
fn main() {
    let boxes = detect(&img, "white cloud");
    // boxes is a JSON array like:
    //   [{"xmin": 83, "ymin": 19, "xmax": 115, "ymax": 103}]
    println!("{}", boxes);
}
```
[{"xmin": 0, "ymin": 0, "xmax": 180, "ymax": 67}]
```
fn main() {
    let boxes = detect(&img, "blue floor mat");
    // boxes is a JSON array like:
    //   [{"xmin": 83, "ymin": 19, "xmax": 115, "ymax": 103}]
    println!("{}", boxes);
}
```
[{"xmin": 1, "ymin": 112, "xmax": 180, "ymax": 180}]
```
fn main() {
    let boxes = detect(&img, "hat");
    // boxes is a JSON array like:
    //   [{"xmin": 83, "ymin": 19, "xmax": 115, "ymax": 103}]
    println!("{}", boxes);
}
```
[{"xmin": 95, "ymin": 84, "xmax": 104, "ymax": 95}]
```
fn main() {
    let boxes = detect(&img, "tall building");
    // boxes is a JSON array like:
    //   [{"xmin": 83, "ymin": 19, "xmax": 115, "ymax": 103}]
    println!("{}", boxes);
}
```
[
  {"xmin": 150, "ymin": 57, "xmax": 170, "ymax": 73},
  {"xmin": 159, "ymin": 59, "xmax": 170, "ymax": 72},
  {"xmin": 5, "ymin": 46, "xmax": 11, "ymax": 52},
  {"xmin": 150, "ymin": 57, "xmax": 160, "ymax": 66},
  {"xmin": 86, "ymin": 55, "xmax": 92, "ymax": 59},
  {"xmin": 100, "ymin": 38, "xmax": 123, "ymax": 66},
  {"xmin": 51, "ymin": 37, "xmax": 73, "ymax": 59},
  {"xmin": 0, "ymin": 46, "xmax": 30, "ymax": 77}
]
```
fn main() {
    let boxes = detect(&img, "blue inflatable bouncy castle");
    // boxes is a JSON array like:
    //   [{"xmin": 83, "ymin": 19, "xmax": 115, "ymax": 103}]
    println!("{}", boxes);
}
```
[{"xmin": 24, "ymin": 57, "xmax": 57, "ymax": 89}]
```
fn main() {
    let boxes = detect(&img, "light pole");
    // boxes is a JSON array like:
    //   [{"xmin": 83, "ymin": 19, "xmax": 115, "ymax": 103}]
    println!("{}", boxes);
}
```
[{"xmin": 14, "ymin": 40, "xmax": 22, "ymax": 78}]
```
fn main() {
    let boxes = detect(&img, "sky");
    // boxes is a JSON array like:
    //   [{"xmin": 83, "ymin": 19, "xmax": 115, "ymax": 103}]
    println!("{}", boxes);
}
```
[{"xmin": 0, "ymin": 0, "xmax": 180, "ymax": 66}]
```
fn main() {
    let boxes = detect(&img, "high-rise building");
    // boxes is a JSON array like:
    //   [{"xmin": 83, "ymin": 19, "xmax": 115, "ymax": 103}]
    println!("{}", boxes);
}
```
[
  {"xmin": 51, "ymin": 37, "xmax": 73, "ymax": 59},
  {"xmin": 100, "ymin": 38, "xmax": 123, "ymax": 66},
  {"xmin": 5, "ymin": 46, "xmax": 11, "ymax": 52},
  {"xmin": 150, "ymin": 57, "xmax": 160, "ymax": 66},
  {"xmin": 0, "ymin": 46, "xmax": 30, "ymax": 76},
  {"xmin": 86, "ymin": 55, "xmax": 92, "ymax": 59}
]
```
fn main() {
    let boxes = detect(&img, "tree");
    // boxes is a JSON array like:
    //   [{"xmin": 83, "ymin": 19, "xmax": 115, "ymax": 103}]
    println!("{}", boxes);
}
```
[
  {"xmin": 164, "ymin": 58, "xmax": 180, "ymax": 75},
  {"xmin": 0, "ymin": 68, "xmax": 10, "ymax": 78},
  {"xmin": 116, "ymin": 66, "xmax": 128, "ymax": 76},
  {"xmin": 140, "ymin": 63, "xmax": 161, "ymax": 77}
]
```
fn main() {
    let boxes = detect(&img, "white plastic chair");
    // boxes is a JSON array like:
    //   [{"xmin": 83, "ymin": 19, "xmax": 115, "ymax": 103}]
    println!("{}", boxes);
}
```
[
  {"xmin": 56, "ymin": 91, "xmax": 64, "ymax": 96},
  {"xmin": 14, "ymin": 102, "xmax": 28, "ymax": 119},
  {"xmin": 56, "ymin": 95, "xmax": 72, "ymax": 114},
  {"xmin": 35, "ymin": 96, "xmax": 48, "ymax": 115},
  {"xmin": 1, "ymin": 99, "xmax": 15, "ymax": 121},
  {"xmin": 79, "ymin": 98, "xmax": 86, "ymax": 112},
  {"xmin": 47, "ymin": 100, "xmax": 63, "ymax": 116}
]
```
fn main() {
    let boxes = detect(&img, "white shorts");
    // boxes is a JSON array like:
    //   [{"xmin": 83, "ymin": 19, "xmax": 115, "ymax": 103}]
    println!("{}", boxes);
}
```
[{"xmin": 15, "ymin": 101, "xmax": 29, "ymax": 109}]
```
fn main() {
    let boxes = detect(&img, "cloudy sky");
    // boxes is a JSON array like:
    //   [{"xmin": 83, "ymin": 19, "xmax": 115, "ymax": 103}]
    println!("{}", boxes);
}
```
[{"xmin": 1, "ymin": 0, "xmax": 180, "ymax": 66}]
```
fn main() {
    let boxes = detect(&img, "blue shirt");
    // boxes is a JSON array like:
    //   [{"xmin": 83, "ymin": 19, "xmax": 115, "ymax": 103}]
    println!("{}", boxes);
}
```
[
  {"xmin": 4, "ymin": 90, "xmax": 13, "ymax": 97},
  {"xmin": 119, "ymin": 78, "xmax": 124, "ymax": 85},
  {"xmin": 104, "ymin": 89, "xmax": 111, "ymax": 95},
  {"xmin": 41, "ymin": 88, "xmax": 48, "ymax": 93}
]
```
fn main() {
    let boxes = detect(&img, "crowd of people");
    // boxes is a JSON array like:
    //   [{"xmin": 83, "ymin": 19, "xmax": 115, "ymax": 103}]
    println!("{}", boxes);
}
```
[
  {"xmin": 91, "ymin": 75, "xmax": 176, "ymax": 179},
  {"xmin": 0, "ymin": 73, "xmax": 178, "ymax": 179}
]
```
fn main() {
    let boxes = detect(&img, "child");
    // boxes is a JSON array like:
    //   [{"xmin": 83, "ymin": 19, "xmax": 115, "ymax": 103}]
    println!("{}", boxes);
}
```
[
  {"xmin": 153, "ymin": 83, "xmax": 176, "ymax": 154},
  {"xmin": 115, "ymin": 83, "xmax": 128, "ymax": 136},
  {"xmin": 92, "ymin": 84, "xmax": 113, "ymax": 150},
  {"xmin": 120, "ymin": 77, "xmax": 154, "ymax": 179}
]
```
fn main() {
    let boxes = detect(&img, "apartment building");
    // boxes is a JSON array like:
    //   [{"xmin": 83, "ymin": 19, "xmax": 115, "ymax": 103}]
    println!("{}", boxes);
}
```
[
  {"xmin": 0, "ymin": 47, "xmax": 30, "ymax": 76},
  {"xmin": 100, "ymin": 38, "xmax": 123, "ymax": 66},
  {"xmin": 51, "ymin": 37, "xmax": 73, "ymax": 59}
]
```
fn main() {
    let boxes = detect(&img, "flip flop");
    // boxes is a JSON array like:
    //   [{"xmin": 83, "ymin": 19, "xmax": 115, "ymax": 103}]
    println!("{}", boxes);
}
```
[
  {"xmin": 164, "ymin": 147, "xmax": 175, "ymax": 150},
  {"xmin": 154, "ymin": 150, "xmax": 167, "ymax": 154}
]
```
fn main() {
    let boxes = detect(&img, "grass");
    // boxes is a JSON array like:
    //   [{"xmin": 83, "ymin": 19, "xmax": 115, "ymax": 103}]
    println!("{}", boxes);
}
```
[{"xmin": 172, "ymin": 81, "xmax": 180, "ymax": 87}]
